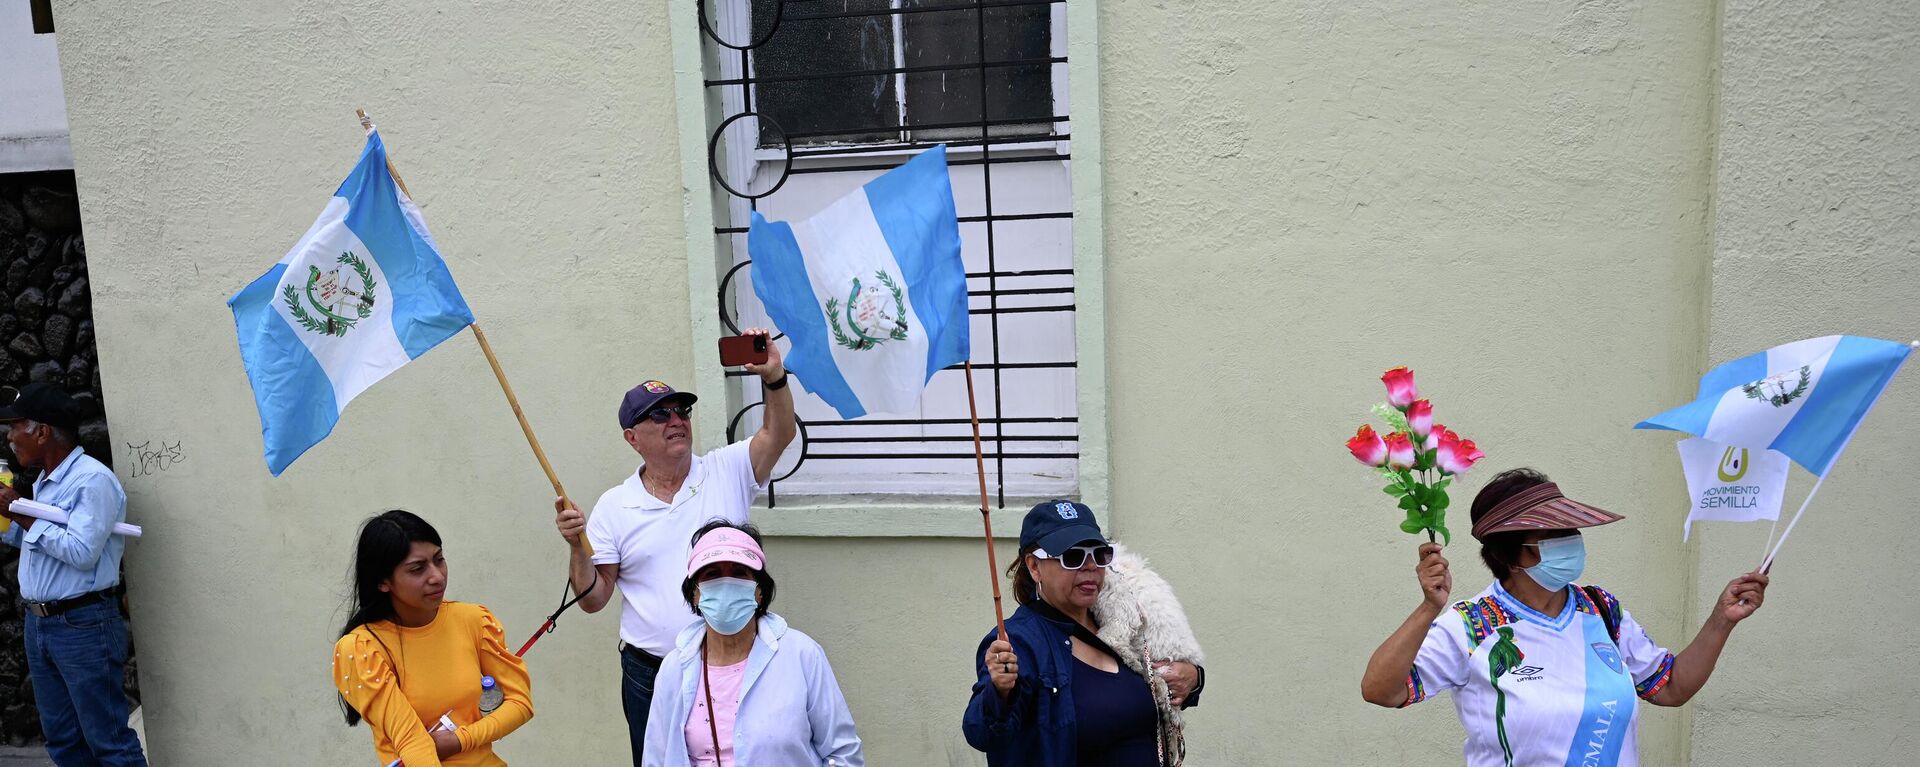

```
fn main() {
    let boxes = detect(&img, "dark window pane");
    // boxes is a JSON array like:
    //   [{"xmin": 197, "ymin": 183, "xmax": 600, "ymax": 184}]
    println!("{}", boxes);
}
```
[
  {"xmin": 752, "ymin": 0, "xmax": 900, "ymax": 146},
  {"xmin": 901, "ymin": 3, "xmax": 1053, "ymax": 137}
]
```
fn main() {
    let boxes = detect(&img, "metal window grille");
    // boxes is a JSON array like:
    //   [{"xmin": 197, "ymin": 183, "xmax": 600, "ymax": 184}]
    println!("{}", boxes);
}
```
[{"xmin": 698, "ymin": 0, "xmax": 1077, "ymax": 509}]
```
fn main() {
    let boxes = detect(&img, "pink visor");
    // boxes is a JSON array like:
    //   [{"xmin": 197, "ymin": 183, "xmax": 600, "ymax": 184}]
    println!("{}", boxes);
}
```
[{"xmin": 686, "ymin": 527, "xmax": 766, "ymax": 577}]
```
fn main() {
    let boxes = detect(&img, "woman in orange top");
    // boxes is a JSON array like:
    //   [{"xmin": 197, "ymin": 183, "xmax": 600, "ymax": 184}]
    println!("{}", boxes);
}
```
[{"xmin": 332, "ymin": 510, "xmax": 533, "ymax": 766}]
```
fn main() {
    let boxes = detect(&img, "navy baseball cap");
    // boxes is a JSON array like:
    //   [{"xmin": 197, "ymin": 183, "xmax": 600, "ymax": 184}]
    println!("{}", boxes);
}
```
[
  {"xmin": 0, "ymin": 383, "xmax": 81, "ymax": 430},
  {"xmin": 1020, "ymin": 499, "xmax": 1107, "ymax": 557},
  {"xmin": 617, "ymin": 380, "xmax": 697, "ymax": 429}
]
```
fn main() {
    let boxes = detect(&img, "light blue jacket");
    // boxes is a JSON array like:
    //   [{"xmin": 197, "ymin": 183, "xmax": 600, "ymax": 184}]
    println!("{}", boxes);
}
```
[{"xmin": 642, "ymin": 612, "xmax": 864, "ymax": 766}]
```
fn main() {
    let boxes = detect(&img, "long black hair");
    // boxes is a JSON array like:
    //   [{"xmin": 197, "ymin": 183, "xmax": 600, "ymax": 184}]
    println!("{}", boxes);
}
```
[{"xmin": 338, "ymin": 509, "xmax": 442, "ymax": 726}]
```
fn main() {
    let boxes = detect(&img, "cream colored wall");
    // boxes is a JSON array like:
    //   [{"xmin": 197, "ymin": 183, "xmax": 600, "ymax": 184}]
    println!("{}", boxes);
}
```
[
  {"xmin": 54, "ymin": 1, "xmax": 692, "ymax": 763},
  {"xmin": 1690, "ymin": 2, "xmax": 1920, "ymax": 765},
  {"xmin": 47, "ymin": 0, "xmax": 1912, "ymax": 764},
  {"xmin": 1095, "ymin": 0, "xmax": 1717, "ymax": 763}
]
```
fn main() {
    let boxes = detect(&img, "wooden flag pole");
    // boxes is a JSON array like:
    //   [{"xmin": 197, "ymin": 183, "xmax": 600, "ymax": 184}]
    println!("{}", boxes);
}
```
[
  {"xmin": 352, "ymin": 109, "xmax": 589, "ymax": 557},
  {"xmin": 964, "ymin": 360, "xmax": 1009, "ymax": 640}
]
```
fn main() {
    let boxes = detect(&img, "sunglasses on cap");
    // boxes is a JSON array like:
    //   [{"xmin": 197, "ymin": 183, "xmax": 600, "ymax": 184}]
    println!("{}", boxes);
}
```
[
  {"xmin": 1040, "ymin": 544, "xmax": 1114, "ymax": 571},
  {"xmin": 636, "ymin": 403, "xmax": 694, "ymax": 425}
]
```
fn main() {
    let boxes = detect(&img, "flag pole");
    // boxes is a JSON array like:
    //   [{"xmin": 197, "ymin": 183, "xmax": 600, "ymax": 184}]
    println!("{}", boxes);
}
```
[
  {"xmin": 964, "ymin": 360, "xmax": 1009, "ymax": 640},
  {"xmin": 1759, "ymin": 476, "xmax": 1823, "ymax": 572},
  {"xmin": 352, "ymin": 109, "xmax": 588, "ymax": 557}
]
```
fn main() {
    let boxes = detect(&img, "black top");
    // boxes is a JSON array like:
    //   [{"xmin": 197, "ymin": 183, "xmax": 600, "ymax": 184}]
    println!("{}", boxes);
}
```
[{"xmin": 1071, "ymin": 655, "xmax": 1160, "ymax": 766}]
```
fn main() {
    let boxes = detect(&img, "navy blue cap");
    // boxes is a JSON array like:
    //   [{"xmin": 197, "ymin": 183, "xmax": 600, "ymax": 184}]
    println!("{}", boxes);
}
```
[
  {"xmin": 617, "ymin": 380, "xmax": 698, "ymax": 429},
  {"xmin": 1020, "ymin": 499, "xmax": 1106, "ymax": 557},
  {"xmin": 0, "ymin": 383, "xmax": 81, "ymax": 430}
]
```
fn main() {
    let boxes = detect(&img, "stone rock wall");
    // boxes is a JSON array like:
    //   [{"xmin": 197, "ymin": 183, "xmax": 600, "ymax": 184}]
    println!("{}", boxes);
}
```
[{"xmin": 0, "ymin": 170, "xmax": 135, "ymax": 746}]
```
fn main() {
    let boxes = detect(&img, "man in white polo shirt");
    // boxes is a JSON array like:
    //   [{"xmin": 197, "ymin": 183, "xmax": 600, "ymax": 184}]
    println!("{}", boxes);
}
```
[{"xmin": 554, "ymin": 328, "xmax": 795, "ymax": 766}]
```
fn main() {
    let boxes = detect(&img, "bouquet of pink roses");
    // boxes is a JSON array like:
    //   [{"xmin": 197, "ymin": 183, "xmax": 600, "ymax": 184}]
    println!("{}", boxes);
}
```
[{"xmin": 1344, "ymin": 366, "xmax": 1485, "ymax": 543}]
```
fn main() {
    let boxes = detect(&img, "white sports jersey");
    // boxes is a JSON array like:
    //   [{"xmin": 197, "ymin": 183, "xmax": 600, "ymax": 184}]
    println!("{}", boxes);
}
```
[{"xmin": 1404, "ymin": 582, "xmax": 1675, "ymax": 767}]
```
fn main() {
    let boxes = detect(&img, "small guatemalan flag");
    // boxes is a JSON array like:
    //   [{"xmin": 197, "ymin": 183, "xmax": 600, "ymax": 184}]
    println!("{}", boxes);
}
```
[
  {"xmin": 747, "ymin": 145, "xmax": 971, "ymax": 419},
  {"xmin": 1636, "ymin": 335, "xmax": 1913, "ymax": 477},
  {"xmin": 228, "ymin": 131, "xmax": 475, "ymax": 475}
]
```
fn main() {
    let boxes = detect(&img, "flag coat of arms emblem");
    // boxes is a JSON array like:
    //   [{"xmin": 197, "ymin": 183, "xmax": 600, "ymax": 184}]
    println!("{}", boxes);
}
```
[
  {"xmin": 747, "ymin": 145, "xmax": 970, "ymax": 419},
  {"xmin": 1636, "ymin": 335, "xmax": 1912, "ymax": 477},
  {"xmin": 228, "ymin": 131, "xmax": 475, "ymax": 475}
]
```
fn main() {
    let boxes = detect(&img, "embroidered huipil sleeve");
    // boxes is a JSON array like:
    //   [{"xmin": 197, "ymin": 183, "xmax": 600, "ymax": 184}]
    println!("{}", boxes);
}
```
[
  {"xmin": 334, "ymin": 631, "xmax": 440, "ymax": 767},
  {"xmin": 804, "ymin": 643, "xmax": 864, "ymax": 766},
  {"xmin": 1615, "ymin": 607, "xmax": 1676, "ymax": 700},
  {"xmin": 456, "ymin": 606, "xmax": 534, "ymax": 752},
  {"xmin": 1403, "ymin": 611, "xmax": 1472, "ymax": 707},
  {"xmin": 19, "ymin": 474, "xmax": 122, "ymax": 569}
]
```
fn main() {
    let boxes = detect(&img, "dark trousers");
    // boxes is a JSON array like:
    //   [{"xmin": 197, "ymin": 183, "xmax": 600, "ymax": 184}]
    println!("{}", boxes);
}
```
[
  {"xmin": 24, "ymin": 600, "xmax": 147, "ymax": 767},
  {"xmin": 620, "ymin": 644, "xmax": 663, "ymax": 767}
]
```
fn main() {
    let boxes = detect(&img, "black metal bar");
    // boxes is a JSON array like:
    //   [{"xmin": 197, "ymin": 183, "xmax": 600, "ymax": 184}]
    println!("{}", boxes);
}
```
[
  {"xmin": 715, "ymin": 212, "xmax": 1068, "ymax": 235},
  {"xmin": 805, "ymin": 452, "xmax": 1080, "ymax": 460},
  {"xmin": 967, "ymin": 267, "xmax": 1072, "ymax": 278},
  {"xmin": 809, "ymin": 434, "xmax": 1076, "ymax": 444},
  {"xmin": 725, "ymin": 360, "xmax": 1073, "ymax": 377},
  {"xmin": 705, "ymin": 56, "xmax": 1065, "ymax": 88},
  {"xmin": 785, "ymin": 114, "xmax": 1067, "ymax": 140},
  {"xmin": 790, "ymin": 132, "xmax": 1068, "ymax": 159},
  {"xmin": 969, "ymin": 286, "xmax": 1072, "ymax": 297},
  {"xmin": 811, "ymin": 416, "xmax": 1076, "ymax": 426},
  {"xmin": 787, "ymin": 153, "xmax": 1068, "ymax": 175},
  {"xmin": 977, "ymin": 0, "xmax": 1008, "ymax": 508},
  {"xmin": 970, "ymin": 304, "xmax": 1074, "ymax": 315},
  {"xmin": 940, "ymin": 361, "xmax": 1075, "ymax": 370},
  {"xmin": 960, "ymin": 212, "xmax": 1071, "ymax": 224},
  {"xmin": 786, "ymin": 0, "xmax": 1064, "ymax": 23}
]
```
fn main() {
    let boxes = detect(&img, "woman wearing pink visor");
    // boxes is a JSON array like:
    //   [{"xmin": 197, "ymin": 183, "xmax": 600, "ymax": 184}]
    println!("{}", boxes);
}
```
[
  {"xmin": 1361, "ymin": 468, "xmax": 1770, "ymax": 767},
  {"xmin": 641, "ymin": 521, "xmax": 863, "ymax": 766}
]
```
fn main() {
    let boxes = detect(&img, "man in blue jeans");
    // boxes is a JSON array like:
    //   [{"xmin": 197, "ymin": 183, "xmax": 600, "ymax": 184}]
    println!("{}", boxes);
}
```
[{"xmin": 0, "ymin": 383, "xmax": 146, "ymax": 767}]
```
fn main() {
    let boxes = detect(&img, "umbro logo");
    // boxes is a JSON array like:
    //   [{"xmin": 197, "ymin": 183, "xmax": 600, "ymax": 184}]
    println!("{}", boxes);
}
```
[{"xmin": 1513, "ymin": 665, "xmax": 1544, "ymax": 676}]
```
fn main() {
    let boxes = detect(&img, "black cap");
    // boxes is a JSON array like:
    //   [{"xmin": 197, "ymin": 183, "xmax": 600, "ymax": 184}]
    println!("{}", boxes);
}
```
[
  {"xmin": 617, "ymin": 380, "xmax": 698, "ymax": 429},
  {"xmin": 1019, "ymin": 499, "xmax": 1106, "ymax": 557},
  {"xmin": 0, "ymin": 382, "xmax": 82, "ymax": 430}
]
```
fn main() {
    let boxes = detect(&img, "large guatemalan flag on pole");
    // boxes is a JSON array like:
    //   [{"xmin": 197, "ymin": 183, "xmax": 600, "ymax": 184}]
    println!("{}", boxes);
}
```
[
  {"xmin": 747, "ymin": 145, "xmax": 970, "ymax": 419},
  {"xmin": 1636, "ymin": 335, "xmax": 1913, "ymax": 477},
  {"xmin": 228, "ymin": 131, "xmax": 475, "ymax": 475}
]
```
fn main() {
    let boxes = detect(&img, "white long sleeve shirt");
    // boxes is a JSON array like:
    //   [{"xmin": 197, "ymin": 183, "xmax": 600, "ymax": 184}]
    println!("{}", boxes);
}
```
[{"xmin": 643, "ymin": 613, "xmax": 864, "ymax": 767}]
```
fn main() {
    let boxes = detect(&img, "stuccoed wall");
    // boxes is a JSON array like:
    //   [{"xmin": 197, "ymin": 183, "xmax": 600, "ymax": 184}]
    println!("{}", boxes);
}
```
[
  {"xmin": 48, "ymin": 0, "xmax": 1917, "ymax": 764},
  {"xmin": 54, "ymin": 1, "xmax": 692, "ymax": 763},
  {"xmin": 1692, "ymin": 1, "xmax": 1920, "ymax": 765},
  {"xmin": 1094, "ymin": 0, "xmax": 1716, "ymax": 763}
]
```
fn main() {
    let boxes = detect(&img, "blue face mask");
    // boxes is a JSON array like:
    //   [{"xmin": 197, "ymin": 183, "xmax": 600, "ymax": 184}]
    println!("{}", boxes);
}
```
[
  {"xmin": 1523, "ymin": 535, "xmax": 1586, "ymax": 592},
  {"xmin": 696, "ymin": 576, "xmax": 759, "ymax": 635}
]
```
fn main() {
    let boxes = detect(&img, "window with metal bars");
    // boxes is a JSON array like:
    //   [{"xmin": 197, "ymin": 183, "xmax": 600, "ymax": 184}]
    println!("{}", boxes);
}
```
[{"xmin": 701, "ymin": 0, "xmax": 1076, "ymax": 509}]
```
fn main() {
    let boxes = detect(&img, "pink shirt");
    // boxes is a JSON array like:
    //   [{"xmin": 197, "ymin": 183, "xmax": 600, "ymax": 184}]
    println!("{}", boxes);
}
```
[{"xmin": 684, "ymin": 658, "xmax": 748, "ymax": 766}]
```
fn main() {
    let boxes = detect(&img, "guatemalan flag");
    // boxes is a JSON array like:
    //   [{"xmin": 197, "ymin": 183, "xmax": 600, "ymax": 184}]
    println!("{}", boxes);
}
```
[
  {"xmin": 228, "ymin": 131, "xmax": 475, "ymax": 475},
  {"xmin": 1637, "ymin": 335, "xmax": 1914, "ymax": 477},
  {"xmin": 747, "ymin": 145, "xmax": 970, "ymax": 419}
]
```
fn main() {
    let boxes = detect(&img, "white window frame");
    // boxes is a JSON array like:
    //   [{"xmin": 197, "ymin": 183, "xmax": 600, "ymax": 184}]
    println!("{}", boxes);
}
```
[{"xmin": 667, "ymin": 0, "xmax": 1112, "ymax": 538}]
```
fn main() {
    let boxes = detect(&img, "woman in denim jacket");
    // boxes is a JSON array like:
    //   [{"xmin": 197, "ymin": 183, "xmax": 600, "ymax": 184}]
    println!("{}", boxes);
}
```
[{"xmin": 963, "ymin": 501, "xmax": 1205, "ymax": 766}]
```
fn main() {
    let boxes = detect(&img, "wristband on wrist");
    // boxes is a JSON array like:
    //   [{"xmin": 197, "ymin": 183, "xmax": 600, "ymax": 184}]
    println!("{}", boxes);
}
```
[{"xmin": 765, "ymin": 372, "xmax": 789, "ymax": 390}]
